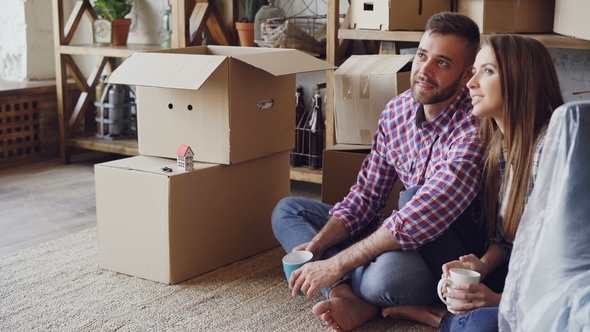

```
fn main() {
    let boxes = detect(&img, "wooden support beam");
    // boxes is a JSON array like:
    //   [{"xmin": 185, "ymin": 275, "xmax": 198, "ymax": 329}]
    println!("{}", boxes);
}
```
[
  {"xmin": 188, "ymin": 0, "xmax": 233, "ymax": 46},
  {"xmin": 63, "ymin": 0, "xmax": 95, "ymax": 45},
  {"xmin": 205, "ymin": 1, "xmax": 232, "ymax": 45},
  {"xmin": 68, "ymin": 92, "xmax": 91, "ymax": 137},
  {"xmin": 189, "ymin": 2, "xmax": 209, "ymax": 45},
  {"xmin": 64, "ymin": 55, "xmax": 89, "ymax": 93}
]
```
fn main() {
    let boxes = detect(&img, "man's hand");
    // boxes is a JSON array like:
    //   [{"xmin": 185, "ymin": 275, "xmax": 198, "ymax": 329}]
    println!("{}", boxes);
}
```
[
  {"xmin": 289, "ymin": 226, "xmax": 401, "ymax": 298},
  {"xmin": 293, "ymin": 241, "xmax": 326, "ymax": 262},
  {"xmin": 289, "ymin": 258, "xmax": 344, "ymax": 298}
]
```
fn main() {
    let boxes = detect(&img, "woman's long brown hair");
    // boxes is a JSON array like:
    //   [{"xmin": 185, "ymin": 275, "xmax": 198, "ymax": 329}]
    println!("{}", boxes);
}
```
[{"xmin": 479, "ymin": 35, "xmax": 565, "ymax": 240}]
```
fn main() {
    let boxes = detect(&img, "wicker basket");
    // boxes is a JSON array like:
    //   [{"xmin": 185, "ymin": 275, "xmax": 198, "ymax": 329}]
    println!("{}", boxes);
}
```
[{"xmin": 255, "ymin": 16, "xmax": 327, "ymax": 56}]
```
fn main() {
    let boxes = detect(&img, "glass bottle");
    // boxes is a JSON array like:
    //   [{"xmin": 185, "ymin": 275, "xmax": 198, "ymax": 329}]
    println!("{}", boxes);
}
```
[
  {"xmin": 159, "ymin": 4, "xmax": 172, "ymax": 48},
  {"xmin": 291, "ymin": 86, "xmax": 306, "ymax": 166},
  {"xmin": 308, "ymin": 89, "xmax": 325, "ymax": 169}
]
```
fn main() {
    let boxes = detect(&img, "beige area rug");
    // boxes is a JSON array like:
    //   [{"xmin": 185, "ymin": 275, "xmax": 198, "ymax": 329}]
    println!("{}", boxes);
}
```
[{"xmin": 0, "ymin": 229, "xmax": 435, "ymax": 332}]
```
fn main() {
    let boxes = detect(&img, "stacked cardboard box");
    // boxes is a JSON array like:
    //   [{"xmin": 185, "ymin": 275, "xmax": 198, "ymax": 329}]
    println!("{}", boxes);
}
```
[
  {"xmin": 554, "ymin": 0, "xmax": 590, "ymax": 41},
  {"xmin": 324, "ymin": 55, "xmax": 410, "ymax": 211},
  {"xmin": 456, "ymin": 0, "xmax": 555, "ymax": 33},
  {"xmin": 349, "ymin": 0, "xmax": 556, "ymax": 34},
  {"xmin": 96, "ymin": 46, "xmax": 333, "ymax": 284},
  {"xmin": 349, "ymin": 0, "xmax": 451, "ymax": 31},
  {"xmin": 322, "ymin": 145, "xmax": 403, "ymax": 215},
  {"xmin": 333, "ymin": 54, "xmax": 413, "ymax": 145}
]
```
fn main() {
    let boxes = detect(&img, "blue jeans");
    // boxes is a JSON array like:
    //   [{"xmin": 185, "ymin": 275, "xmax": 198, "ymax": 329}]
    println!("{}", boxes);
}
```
[
  {"xmin": 439, "ymin": 308, "xmax": 498, "ymax": 332},
  {"xmin": 271, "ymin": 196, "xmax": 439, "ymax": 307}
]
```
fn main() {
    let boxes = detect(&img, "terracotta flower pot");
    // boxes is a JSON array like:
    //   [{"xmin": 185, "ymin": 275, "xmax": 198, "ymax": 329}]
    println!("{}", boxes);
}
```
[
  {"xmin": 112, "ymin": 18, "xmax": 132, "ymax": 46},
  {"xmin": 236, "ymin": 22, "xmax": 256, "ymax": 47}
]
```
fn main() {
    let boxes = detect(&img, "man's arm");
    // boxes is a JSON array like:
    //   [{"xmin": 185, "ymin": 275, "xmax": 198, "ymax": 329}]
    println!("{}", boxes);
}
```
[
  {"xmin": 293, "ymin": 216, "xmax": 350, "ymax": 260},
  {"xmin": 290, "ymin": 226, "xmax": 400, "ymax": 298}
]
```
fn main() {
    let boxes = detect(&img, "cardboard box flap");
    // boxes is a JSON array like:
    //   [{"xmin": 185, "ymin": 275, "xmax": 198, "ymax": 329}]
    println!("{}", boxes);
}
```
[
  {"xmin": 231, "ymin": 50, "xmax": 336, "ymax": 76},
  {"xmin": 107, "ymin": 52, "xmax": 227, "ymax": 90},
  {"xmin": 99, "ymin": 155, "xmax": 218, "ymax": 175},
  {"xmin": 334, "ymin": 54, "xmax": 414, "ymax": 76}
]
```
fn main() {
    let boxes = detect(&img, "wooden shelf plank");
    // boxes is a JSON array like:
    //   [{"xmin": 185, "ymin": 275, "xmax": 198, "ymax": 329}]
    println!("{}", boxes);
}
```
[
  {"xmin": 66, "ymin": 136, "xmax": 138, "ymax": 156},
  {"xmin": 60, "ymin": 44, "xmax": 163, "ymax": 57},
  {"xmin": 67, "ymin": 136, "xmax": 323, "ymax": 183},
  {"xmin": 290, "ymin": 167, "xmax": 323, "ymax": 184},
  {"xmin": 339, "ymin": 29, "xmax": 424, "ymax": 42},
  {"xmin": 339, "ymin": 29, "xmax": 590, "ymax": 50},
  {"xmin": 522, "ymin": 34, "xmax": 590, "ymax": 50}
]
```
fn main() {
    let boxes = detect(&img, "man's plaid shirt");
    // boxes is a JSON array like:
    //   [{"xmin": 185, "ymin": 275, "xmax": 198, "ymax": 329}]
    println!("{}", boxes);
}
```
[{"xmin": 331, "ymin": 87, "xmax": 485, "ymax": 250}]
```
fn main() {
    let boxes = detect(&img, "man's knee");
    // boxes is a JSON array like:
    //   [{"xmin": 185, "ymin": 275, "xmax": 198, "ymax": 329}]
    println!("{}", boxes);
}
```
[
  {"xmin": 272, "ymin": 197, "xmax": 300, "ymax": 223},
  {"xmin": 352, "ymin": 251, "xmax": 439, "ymax": 306}
]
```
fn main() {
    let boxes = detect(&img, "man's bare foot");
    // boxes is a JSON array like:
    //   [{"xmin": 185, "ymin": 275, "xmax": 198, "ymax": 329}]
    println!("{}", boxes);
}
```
[
  {"xmin": 311, "ymin": 284, "xmax": 379, "ymax": 331},
  {"xmin": 381, "ymin": 303, "xmax": 448, "ymax": 328}
]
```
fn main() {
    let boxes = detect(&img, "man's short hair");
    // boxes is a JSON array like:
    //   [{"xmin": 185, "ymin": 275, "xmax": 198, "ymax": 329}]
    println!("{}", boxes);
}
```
[{"xmin": 425, "ymin": 12, "xmax": 480, "ymax": 66}]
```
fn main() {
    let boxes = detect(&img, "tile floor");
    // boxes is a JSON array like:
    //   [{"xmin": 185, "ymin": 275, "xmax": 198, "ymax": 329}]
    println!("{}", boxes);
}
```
[{"xmin": 0, "ymin": 153, "xmax": 322, "ymax": 256}]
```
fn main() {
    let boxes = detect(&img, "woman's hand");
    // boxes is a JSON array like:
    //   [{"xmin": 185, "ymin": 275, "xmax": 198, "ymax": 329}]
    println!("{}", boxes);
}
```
[
  {"xmin": 445, "ymin": 283, "xmax": 502, "ymax": 314},
  {"xmin": 442, "ymin": 254, "xmax": 487, "ymax": 278}
]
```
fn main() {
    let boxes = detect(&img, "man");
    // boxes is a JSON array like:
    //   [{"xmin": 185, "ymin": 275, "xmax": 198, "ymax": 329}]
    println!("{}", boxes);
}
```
[{"xmin": 272, "ymin": 12, "xmax": 484, "ymax": 331}]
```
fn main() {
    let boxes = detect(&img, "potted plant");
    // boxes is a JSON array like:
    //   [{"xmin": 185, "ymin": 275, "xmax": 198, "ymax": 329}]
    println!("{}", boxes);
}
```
[
  {"xmin": 236, "ymin": 0, "xmax": 267, "ymax": 46},
  {"xmin": 93, "ymin": 0, "xmax": 134, "ymax": 46}
]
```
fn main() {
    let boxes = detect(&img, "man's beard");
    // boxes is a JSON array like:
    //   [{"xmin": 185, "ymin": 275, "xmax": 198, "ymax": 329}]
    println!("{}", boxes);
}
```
[{"xmin": 411, "ymin": 74, "xmax": 463, "ymax": 105}]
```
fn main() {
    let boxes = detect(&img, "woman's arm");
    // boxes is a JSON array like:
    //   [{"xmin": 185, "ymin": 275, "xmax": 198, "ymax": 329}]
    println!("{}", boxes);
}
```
[{"xmin": 442, "ymin": 242, "xmax": 503, "ymax": 279}]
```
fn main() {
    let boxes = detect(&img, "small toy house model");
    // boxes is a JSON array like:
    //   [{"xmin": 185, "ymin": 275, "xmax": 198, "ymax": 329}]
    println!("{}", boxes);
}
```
[{"xmin": 176, "ymin": 145, "xmax": 194, "ymax": 171}]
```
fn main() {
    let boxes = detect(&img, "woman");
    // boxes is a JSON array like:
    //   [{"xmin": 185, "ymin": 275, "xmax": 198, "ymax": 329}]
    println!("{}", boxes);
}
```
[{"xmin": 381, "ymin": 34, "xmax": 565, "ymax": 330}]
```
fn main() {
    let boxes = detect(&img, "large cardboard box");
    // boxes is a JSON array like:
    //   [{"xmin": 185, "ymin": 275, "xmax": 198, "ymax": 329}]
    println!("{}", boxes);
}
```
[
  {"xmin": 107, "ymin": 46, "xmax": 334, "ymax": 165},
  {"xmin": 322, "ymin": 145, "xmax": 404, "ymax": 216},
  {"xmin": 333, "ymin": 55, "xmax": 413, "ymax": 145},
  {"xmin": 554, "ymin": 0, "xmax": 590, "ymax": 41},
  {"xmin": 95, "ymin": 151, "xmax": 289, "ymax": 284},
  {"xmin": 349, "ymin": 0, "xmax": 451, "ymax": 31},
  {"xmin": 457, "ymin": 0, "xmax": 555, "ymax": 33}
]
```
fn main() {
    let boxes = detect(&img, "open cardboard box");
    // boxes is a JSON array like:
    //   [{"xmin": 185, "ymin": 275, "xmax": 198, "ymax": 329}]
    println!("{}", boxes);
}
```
[
  {"xmin": 333, "ymin": 55, "xmax": 413, "ymax": 145},
  {"xmin": 107, "ymin": 46, "xmax": 335, "ymax": 165},
  {"xmin": 95, "ymin": 151, "xmax": 289, "ymax": 284}
]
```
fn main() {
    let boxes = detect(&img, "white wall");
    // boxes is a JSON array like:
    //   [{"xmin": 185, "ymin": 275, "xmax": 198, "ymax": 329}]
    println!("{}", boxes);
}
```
[
  {"xmin": 0, "ymin": 0, "xmax": 29, "ymax": 80},
  {"xmin": 550, "ymin": 48, "xmax": 590, "ymax": 101}
]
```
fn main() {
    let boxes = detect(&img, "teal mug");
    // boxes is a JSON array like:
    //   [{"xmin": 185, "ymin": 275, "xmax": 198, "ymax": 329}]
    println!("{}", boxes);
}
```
[{"xmin": 282, "ymin": 251, "xmax": 314, "ymax": 296}]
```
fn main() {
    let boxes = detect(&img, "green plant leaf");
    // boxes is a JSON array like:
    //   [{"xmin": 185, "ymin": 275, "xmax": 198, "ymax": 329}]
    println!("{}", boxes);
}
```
[
  {"xmin": 240, "ymin": 0, "xmax": 268, "ymax": 22},
  {"xmin": 93, "ymin": 0, "xmax": 134, "ymax": 21}
]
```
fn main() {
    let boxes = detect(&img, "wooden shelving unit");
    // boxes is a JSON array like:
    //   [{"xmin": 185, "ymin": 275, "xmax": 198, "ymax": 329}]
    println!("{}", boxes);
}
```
[
  {"xmin": 51, "ymin": 0, "xmax": 237, "ymax": 163},
  {"xmin": 52, "ymin": 0, "xmax": 590, "ymax": 184},
  {"xmin": 52, "ymin": 0, "xmax": 164, "ymax": 163},
  {"xmin": 52, "ymin": 0, "xmax": 327, "ymax": 184},
  {"xmin": 324, "ymin": 0, "xmax": 590, "ymax": 162},
  {"xmin": 338, "ymin": 28, "xmax": 590, "ymax": 50},
  {"xmin": 289, "ymin": 166, "xmax": 323, "ymax": 184}
]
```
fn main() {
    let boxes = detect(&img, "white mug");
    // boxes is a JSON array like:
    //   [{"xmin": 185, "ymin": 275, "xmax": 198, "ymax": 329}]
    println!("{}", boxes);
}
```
[{"xmin": 437, "ymin": 267, "xmax": 481, "ymax": 306}]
